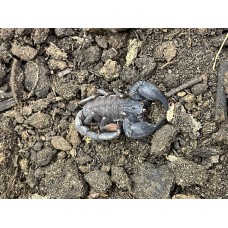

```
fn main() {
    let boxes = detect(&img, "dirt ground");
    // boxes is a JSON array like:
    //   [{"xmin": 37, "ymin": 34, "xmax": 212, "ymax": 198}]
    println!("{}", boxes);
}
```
[{"xmin": 0, "ymin": 28, "xmax": 228, "ymax": 199}]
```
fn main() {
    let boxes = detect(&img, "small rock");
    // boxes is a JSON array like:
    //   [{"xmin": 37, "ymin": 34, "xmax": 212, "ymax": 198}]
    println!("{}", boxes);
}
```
[
  {"xmin": 45, "ymin": 159, "xmax": 88, "ymax": 198},
  {"xmin": 101, "ymin": 165, "xmax": 111, "ymax": 172},
  {"xmin": 54, "ymin": 79, "xmax": 79, "ymax": 99},
  {"xmin": 31, "ymin": 147, "xmax": 57, "ymax": 167},
  {"xmin": 32, "ymin": 29, "xmax": 49, "ymax": 44},
  {"xmin": 135, "ymin": 56, "xmax": 156, "ymax": 77},
  {"xmin": 48, "ymin": 59, "xmax": 67, "ymax": 70},
  {"xmin": 95, "ymin": 36, "xmax": 108, "ymax": 49},
  {"xmin": 101, "ymin": 48, "xmax": 118, "ymax": 62},
  {"xmin": 33, "ymin": 141, "xmax": 43, "ymax": 151},
  {"xmin": 163, "ymin": 73, "xmax": 179, "ymax": 88},
  {"xmin": 125, "ymin": 39, "xmax": 142, "ymax": 67},
  {"xmin": 84, "ymin": 170, "xmax": 112, "ymax": 192},
  {"xmin": 24, "ymin": 57, "xmax": 51, "ymax": 98},
  {"xmin": 22, "ymin": 106, "xmax": 32, "ymax": 116},
  {"xmin": 45, "ymin": 42, "xmax": 67, "ymax": 60},
  {"xmin": 84, "ymin": 46, "xmax": 101, "ymax": 64},
  {"xmin": 163, "ymin": 42, "xmax": 177, "ymax": 62},
  {"xmin": 68, "ymin": 148, "xmax": 77, "ymax": 157},
  {"xmin": 75, "ymin": 155, "xmax": 92, "ymax": 165},
  {"xmin": 68, "ymin": 122, "xmax": 81, "ymax": 147},
  {"xmin": 51, "ymin": 136, "xmax": 72, "ymax": 151},
  {"xmin": 99, "ymin": 59, "xmax": 119, "ymax": 81},
  {"xmin": 111, "ymin": 166, "xmax": 131, "ymax": 191},
  {"xmin": 26, "ymin": 171, "xmax": 38, "ymax": 188},
  {"xmin": 120, "ymin": 67, "xmax": 138, "ymax": 82},
  {"xmin": 191, "ymin": 83, "xmax": 207, "ymax": 96},
  {"xmin": 167, "ymin": 155, "xmax": 208, "ymax": 187},
  {"xmin": 11, "ymin": 43, "xmax": 37, "ymax": 61},
  {"xmin": 26, "ymin": 112, "xmax": 52, "ymax": 129},
  {"xmin": 150, "ymin": 125, "xmax": 177, "ymax": 156},
  {"xmin": 172, "ymin": 194, "xmax": 200, "ymax": 199},
  {"xmin": 154, "ymin": 41, "xmax": 177, "ymax": 62},
  {"xmin": 54, "ymin": 28, "xmax": 76, "ymax": 37},
  {"xmin": 131, "ymin": 162, "xmax": 175, "ymax": 199}
]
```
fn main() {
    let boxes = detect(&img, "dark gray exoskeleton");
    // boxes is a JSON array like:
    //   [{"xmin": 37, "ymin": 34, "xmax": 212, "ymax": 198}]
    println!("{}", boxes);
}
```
[{"xmin": 75, "ymin": 81, "xmax": 168, "ymax": 141}]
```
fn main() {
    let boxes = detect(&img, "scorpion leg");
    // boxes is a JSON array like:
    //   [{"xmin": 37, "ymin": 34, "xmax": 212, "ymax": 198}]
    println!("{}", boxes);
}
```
[
  {"xmin": 79, "ymin": 89, "xmax": 112, "ymax": 105},
  {"xmin": 129, "ymin": 81, "xmax": 169, "ymax": 110},
  {"xmin": 78, "ymin": 95, "xmax": 99, "ymax": 105},
  {"xmin": 123, "ymin": 117, "xmax": 165, "ymax": 139},
  {"xmin": 75, "ymin": 110, "xmax": 121, "ymax": 141},
  {"xmin": 84, "ymin": 112, "xmax": 102, "ymax": 125}
]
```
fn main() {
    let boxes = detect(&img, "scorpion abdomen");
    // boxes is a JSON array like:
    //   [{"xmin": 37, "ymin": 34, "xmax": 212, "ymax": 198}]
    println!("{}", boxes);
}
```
[{"xmin": 83, "ymin": 95, "xmax": 125, "ymax": 121}]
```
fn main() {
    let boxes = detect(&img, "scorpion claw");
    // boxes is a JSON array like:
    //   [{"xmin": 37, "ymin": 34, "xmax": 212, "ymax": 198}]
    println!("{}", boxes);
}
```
[
  {"xmin": 123, "ymin": 117, "xmax": 166, "ymax": 139},
  {"xmin": 129, "ymin": 81, "xmax": 169, "ymax": 110}
]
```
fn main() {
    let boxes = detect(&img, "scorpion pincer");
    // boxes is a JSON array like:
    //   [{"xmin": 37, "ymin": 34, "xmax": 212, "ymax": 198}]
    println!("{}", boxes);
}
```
[{"xmin": 75, "ymin": 81, "xmax": 169, "ymax": 141}]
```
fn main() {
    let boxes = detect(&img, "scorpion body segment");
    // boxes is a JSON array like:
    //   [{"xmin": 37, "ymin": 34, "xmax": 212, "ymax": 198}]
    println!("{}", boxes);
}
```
[
  {"xmin": 75, "ymin": 81, "xmax": 169, "ymax": 141},
  {"xmin": 82, "ymin": 95, "xmax": 144, "ymax": 121}
]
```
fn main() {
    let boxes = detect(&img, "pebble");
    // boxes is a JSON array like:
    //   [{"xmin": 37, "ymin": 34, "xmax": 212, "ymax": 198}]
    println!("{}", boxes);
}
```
[
  {"xmin": 75, "ymin": 155, "xmax": 92, "ymax": 165},
  {"xmin": 111, "ymin": 166, "xmax": 131, "ymax": 191},
  {"xmin": 135, "ymin": 56, "xmax": 156, "ymax": 77},
  {"xmin": 163, "ymin": 42, "xmax": 177, "ymax": 62},
  {"xmin": 45, "ymin": 42, "xmax": 67, "ymax": 60},
  {"xmin": 99, "ymin": 59, "xmax": 119, "ymax": 81},
  {"xmin": 101, "ymin": 48, "xmax": 118, "ymax": 62},
  {"xmin": 68, "ymin": 122, "xmax": 81, "ymax": 147},
  {"xmin": 51, "ymin": 136, "xmax": 72, "ymax": 151},
  {"xmin": 84, "ymin": 170, "xmax": 112, "ymax": 192},
  {"xmin": 31, "ymin": 147, "xmax": 57, "ymax": 167},
  {"xmin": 54, "ymin": 28, "xmax": 76, "ymax": 37},
  {"xmin": 24, "ymin": 57, "xmax": 51, "ymax": 98},
  {"xmin": 84, "ymin": 46, "xmax": 101, "ymax": 64},
  {"xmin": 125, "ymin": 39, "xmax": 142, "ymax": 66},
  {"xmin": 48, "ymin": 59, "xmax": 67, "ymax": 70},
  {"xmin": 191, "ymin": 83, "xmax": 207, "ymax": 96},
  {"xmin": 131, "ymin": 162, "xmax": 175, "ymax": 199},
  {"xmin": 32, "ymin": 29, "xmax": 49, "ymax": 44},
  {"xmin": 26, "ymin": 112, "xmax": 52, "ymax": 129},
  {"xmin": 163, "ymin": 73, "xmax": 179, "ymax": 88},
  {"xmin": 11, "ymin": 43, "xmax": 37, "ymax": 61},
  {"xmin": 45, "ymin": 159, "xmax": 88, "ymax": 198},
  {"xmin": 95, "ymin": 36, "xmax": 108, "ymax": 49},
  {"xmin": 150, "ymin": 125, "xmax": 177, "ymax": 156}
]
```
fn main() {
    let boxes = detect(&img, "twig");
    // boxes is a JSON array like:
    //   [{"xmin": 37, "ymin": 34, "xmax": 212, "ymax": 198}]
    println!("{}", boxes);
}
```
[
  {"xmin": 165, "ymin": 75, "xmax": 205, "ymax": 97},
  {"xmin": 160, "ymin": 60, "xmax": 175, "ymax": 70},
  {"xmin": 212, "ymin": 32, "xmax": 228, "ymax": 71},
  {"xmin": 215, "ymin": 61, "xmax": 228, "ymax": 122}
]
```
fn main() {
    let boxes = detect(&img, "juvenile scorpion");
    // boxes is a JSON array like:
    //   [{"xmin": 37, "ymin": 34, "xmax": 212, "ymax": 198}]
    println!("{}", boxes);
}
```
[{"xmin": 75, "ymin": 81, "xmax": 169, "ymax": 141}]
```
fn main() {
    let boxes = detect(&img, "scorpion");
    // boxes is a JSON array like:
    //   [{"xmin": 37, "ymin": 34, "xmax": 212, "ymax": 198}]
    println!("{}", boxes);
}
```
[{"xmin": 75, "ymin": 81, "xmax": 169, "ymax": 141}]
